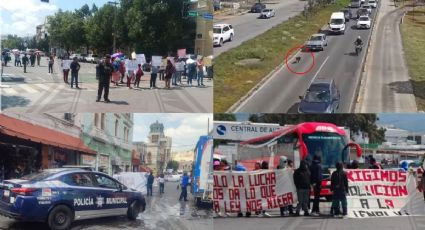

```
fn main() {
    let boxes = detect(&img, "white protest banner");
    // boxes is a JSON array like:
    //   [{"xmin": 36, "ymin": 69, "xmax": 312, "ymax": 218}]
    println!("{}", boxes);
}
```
[
  {"xmin": 125, "ymin": 59, "xmax": 138, "ymax": 71},
  {"xmin": 151, "ymin": 56, "xmax": 162, "ymax": 66},
  {"xmin": 136, "ymin": 54, "xmax": 146, "ymax": 64},
  {"xmin": 213, "ymin": 169, "xmax": 297, "ymax": 213},
  {"xmin": 178, "ymin": 49, "xmax": 186, "ymax": 58},
  {"xmin": 113, "ymin": 172, "xmax": 148, "ymax": 195},
  {"xmin": 346, "ymin": 169, "xmax": 425, "ymax": 218}
]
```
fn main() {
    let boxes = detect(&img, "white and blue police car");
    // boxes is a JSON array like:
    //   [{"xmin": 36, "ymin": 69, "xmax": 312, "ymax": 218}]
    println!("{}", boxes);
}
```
[{"xmin": 0, "ymin": 168, "xmax": 146, "ymax": 230}]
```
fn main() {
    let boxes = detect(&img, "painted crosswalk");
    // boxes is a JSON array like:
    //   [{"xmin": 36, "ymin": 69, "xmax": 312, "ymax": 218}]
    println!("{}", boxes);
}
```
[{"xmin": 1, "ymin": 83, "xmax": 99, "ymax": 95}]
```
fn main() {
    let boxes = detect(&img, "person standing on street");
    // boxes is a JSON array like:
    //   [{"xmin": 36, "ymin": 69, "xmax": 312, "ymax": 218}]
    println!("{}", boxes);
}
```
[
  {"xmin": 126, "ymin": 59, "xmax": 135, "ymax": 89},
  {"xmin": 119, "ymin": 59, "xmax": 125, "ymax": 84},
  {"xmin": 164, "ymin": 59, "xmax": 175, "ymax": 89},
  {"xmin": 310, "ymin": 155, "xmax": 323, "ymax": 216},
  {"xmin": 158, "ymin": 174, "xmax": 165, "ymax": 194},
  {"xmin": 293, "ymin": 160, "xmax": 311, "ymax": 216},
  {"xmin": 197, "ymin": 57, "xmax": 205, "ymax": 86},
  {"xmin": 2, "ymin": 51, "xmax": 9, "ymax": 66},
  {"xmin": 150, "ymin": 63, "xmax": 159, "ymax": 89},
  {"xmin": 186, "ymin": 56, "xmax": 195, "ymax": 86},
  {"xmin": 14, "ymin": 52, "xmax": 19, "ymax": 66},
  {"xmin": 134, "ymin": 64, "xmax": 144, "ymax": 88},
  {"xmin": 330, "ymin": 161, "xmax": 349, "ymax": 218},
  {"xmin": 277, "ymin": 156, "xmax": 292, "ymax": 217},
  {"xmin": 97, "ymin": 54, "xmax": 113, "ymax": 103},
  {"xmin": 70, "ymin": 57, "xmax": 80, "ymax": 89},
  {"xmin": 30, "ymin": 53, "xmax": 35, "ymax": 67},
  {"xmin": 48, "ymin": 55, "xmax": 54, "ymax": 73},
  {"xmin": 22, "ymin": 54, "xmax": 29, "ymax": 73},
  {"xmin": 179, "ymin": 172, "xmax": 189, "ymax": 201},
  {"xmin": 147, "ymin": 172, "xmax": 154, "ymax": 196},
  {"xmin": 36, "ymin": 52, "xmax": 41, "ymax": 66},
  {"xmin": 61, "ymin": 57, "xmax": 70, "ymax": 84}
]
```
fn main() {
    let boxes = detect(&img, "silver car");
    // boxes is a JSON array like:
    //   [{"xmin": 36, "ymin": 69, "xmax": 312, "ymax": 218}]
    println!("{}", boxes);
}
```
[
  {"xmin": 305, "ymin": 33, "xmax": 328, "ymax": 51},
  {"xmin": 260, "ymin": 9, "xmax": 275, "ymax": 19}
]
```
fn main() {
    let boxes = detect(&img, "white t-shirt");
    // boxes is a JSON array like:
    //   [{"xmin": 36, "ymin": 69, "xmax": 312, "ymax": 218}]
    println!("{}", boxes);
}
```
[{"xmin": 158, "ymin": 177, "xmax": 165, "ymax": 183}]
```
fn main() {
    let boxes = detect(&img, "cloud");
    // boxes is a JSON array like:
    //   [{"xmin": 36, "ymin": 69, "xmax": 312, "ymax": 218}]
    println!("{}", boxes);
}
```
[{"xmin": 1, "ymin": 0, "xmax": 58, "ymax": 37}]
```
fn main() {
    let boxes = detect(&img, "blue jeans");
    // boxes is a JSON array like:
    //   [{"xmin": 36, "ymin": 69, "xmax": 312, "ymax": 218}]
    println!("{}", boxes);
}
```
[
  {"xmin": 197, "ymin": 70, "xmax": 204, "ymax": 85},
  {"xmin": 71, "ymin": 72, "xmax": 79, "ymax": 88},
  {"xmin": 159, "ymin": 183, "xmax": 164, "ymax": 194},
  {"xmin": 331, "ymin": 190, "xmax": 347, "ymax": 215},
  {"xmin": 179, "ymin": 186, "xmax": 188, "ymax": 201},
  {"xmin": 174, "ymin": 71, "xmax": 182, "ymax": 84},
  {"xmin": 147, "ymin": 184, "xmax": 153, "ymax": 196},
  {"xmin": 187, "ymin": 71, "xmax": 193, "ymax": 85}
]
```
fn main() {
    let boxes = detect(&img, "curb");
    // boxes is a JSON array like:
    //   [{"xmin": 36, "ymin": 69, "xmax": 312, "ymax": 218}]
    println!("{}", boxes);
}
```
[{"xmin": 352, "ymin": 4, "xmax": 381, "ymax": 113}]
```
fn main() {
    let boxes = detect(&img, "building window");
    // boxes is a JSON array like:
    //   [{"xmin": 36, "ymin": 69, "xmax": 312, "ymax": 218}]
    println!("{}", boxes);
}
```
[
  {"xmin": 147, "ymin": 152, "xmax": 152, "ymax": 164},
  {"xmin": 94, "ymin": 114, "xmax": 99, "ymax": 128},
  {"xmin": 115, "ymin": 120, "xmax": 118, "ymax": 137},
  {"xmin": 101, "ymin": 113, "xmax": 105, "ymax": 130}
]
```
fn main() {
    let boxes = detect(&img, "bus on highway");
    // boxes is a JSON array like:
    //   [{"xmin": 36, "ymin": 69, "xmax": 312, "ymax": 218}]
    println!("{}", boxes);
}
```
[{"xmin": 238, "ymin": 122, "xmax": 362, "ymax": 200}]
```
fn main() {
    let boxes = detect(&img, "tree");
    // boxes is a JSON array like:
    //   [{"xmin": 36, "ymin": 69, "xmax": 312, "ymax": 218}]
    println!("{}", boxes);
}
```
[
  {"xmin": 47, "ymin": 10, "xmax": 86, "ymax": 52},
  {"xmin": 91, "ymin": 4, "xmax": 98, "ymax": 14},
  {"xmin": 214, "ymin": 114, "xmax": 237, "ymax": 121},
  {"xmin": 85, "ymin": 5, "xmax": 115, "ymax": 55},
  {"xmin": 166, "ymin": 160, "xmax": 179, "ymax": 172}
]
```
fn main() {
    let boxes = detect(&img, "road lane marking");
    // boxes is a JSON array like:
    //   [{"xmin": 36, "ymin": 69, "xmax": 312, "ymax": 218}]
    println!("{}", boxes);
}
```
[
  {"xmin": 34, "ymin": 83, "xmax": 51, "ymax": 91},
  {"xmin": 18, "ymin": 84, "xmax": 38, "ymax": 93},
  {"xmin": 309, "ymin": 55, "xmax": 330, "ymax": 84},
  {"xmin": 1, "ymin": 88, "xmax": 18, "ymax": 95}
]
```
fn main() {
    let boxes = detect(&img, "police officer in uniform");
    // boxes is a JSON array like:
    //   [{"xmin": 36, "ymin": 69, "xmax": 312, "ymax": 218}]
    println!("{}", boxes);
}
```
[{"xmin": 96, "ymin": 54, "xmax": 113, "ymax": 103}]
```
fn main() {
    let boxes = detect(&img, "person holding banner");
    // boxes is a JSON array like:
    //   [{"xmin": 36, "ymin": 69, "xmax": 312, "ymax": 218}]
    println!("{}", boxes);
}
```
[
  {"xmin": 293, "ymin": 160, "xmax": 311, "ymax": 216},
  {"xmin": 330, "ymin": 161, "xmax": 348, "ymax": 217}
]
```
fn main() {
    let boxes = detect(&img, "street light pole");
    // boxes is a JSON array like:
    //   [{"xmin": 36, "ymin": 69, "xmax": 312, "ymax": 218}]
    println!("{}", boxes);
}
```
[{"xmin": 108, "ymin": 1, "xmax": 118, "ymax": 54}]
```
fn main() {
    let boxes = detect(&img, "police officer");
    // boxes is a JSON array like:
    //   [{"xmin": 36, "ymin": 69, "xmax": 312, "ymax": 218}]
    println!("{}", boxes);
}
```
[{"xmin": 96, "ymin": 54, "xmax": 113, "ymax": 103}]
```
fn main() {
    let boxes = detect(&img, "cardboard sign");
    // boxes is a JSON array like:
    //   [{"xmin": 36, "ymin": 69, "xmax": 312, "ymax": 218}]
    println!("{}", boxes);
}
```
[
  {"xmin": 61, "ymin": 60, "xmax": 71, "ymax": 69},
  {"xmin": 136, "ymin": 54, "xmax": 146, "ymax": 64},
  {"xmin": 178, "ymin": 49, "xmax": 186, "ymax": 58},
  {"xmin": 151, "ymin": 56, "xmax": 162, "ymax": 67},
  {"xmin": 125, "ymin": 59, "xmax": 138, "ymax": 71}
]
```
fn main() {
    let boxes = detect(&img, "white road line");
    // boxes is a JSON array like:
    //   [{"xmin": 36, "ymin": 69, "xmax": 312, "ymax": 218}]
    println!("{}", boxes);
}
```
[
  {"xmin": 309, "ymin": 55, "xmax": 330, "ymax": 84},
  {"xmin": 1, "ymin": 88, "xmax": 18, "ymax": 95},
  {"xmin": 34, "ymin": 83, "xmax": 51, "ymax": 91},
  {"xmin": 18, "ymin": 84, "xmax": 38, "ymax": 93}
]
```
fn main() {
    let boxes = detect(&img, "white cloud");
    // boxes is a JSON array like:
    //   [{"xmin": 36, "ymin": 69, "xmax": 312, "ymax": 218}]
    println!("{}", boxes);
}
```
[{"xmin": 1, "ymin": 0, "xmax": 58, "ymax": 37}]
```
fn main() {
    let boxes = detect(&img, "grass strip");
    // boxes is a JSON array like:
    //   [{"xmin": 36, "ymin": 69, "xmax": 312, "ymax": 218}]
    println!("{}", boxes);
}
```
[{"xmin": 214, "ymin": 0, "xmax": 351, "ymax": 112}]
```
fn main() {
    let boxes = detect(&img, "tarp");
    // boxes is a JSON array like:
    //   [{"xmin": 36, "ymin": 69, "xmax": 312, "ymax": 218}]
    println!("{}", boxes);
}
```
[{"xmin": 113, "ymin": 172, "xmax": 148, "ymax": 195}]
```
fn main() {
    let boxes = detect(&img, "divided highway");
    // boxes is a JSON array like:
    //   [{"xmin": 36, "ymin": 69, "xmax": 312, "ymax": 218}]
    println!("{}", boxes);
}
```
[{"xmin": 232, "ymin": 6, "xmax": 378, "ymax": 113}]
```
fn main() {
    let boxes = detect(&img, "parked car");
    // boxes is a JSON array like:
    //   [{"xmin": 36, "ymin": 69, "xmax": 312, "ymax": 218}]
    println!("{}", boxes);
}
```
[
  {"xmin": 357, "ymin": 16, "xmax": 371, "ymax": 29},
  {"xmin": 69, "ymin": 53, "xmax": 82, "ymax": 61},
  {"xmin": 213, "ymin": 23, "xmax": 234, "ymax": 47},
  {"xmin": 298, "ymin": 78, "xmax": 340, "ymax": 113},
  {"xmin": 165, "ymin": 174, "xmax": 181, "ymax": 182},
  {"xmin": 0, "ymin": 168, "xmax": 146, "ymax": 230},
  {"xmin": 260, "ymin": 9, "xmax": 275, "ymax": 19},
  {"xmin": 251, "ymin": 3, "xmax": 266, "ymax": 13},
  {"xmin": 305, "ymin": 33, "xmax": 328, "ymax": 51},
  {"xmin": 85, "ymin": 54, "xmax": 99, "ymax": 63}
]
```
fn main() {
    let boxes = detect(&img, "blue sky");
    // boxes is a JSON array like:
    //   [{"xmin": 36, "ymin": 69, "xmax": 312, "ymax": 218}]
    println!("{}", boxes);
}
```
[
  {"xmin": 1, "ymin": 0, "xmax": 109, "ymax": 37},
  {"xmin": 132, "ymin": 113, "xmax": 213, "ymax": 152}
]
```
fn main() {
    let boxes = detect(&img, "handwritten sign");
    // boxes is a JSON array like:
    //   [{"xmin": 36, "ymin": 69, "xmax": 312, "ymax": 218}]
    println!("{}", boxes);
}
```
[
  {"xmin": 136, "ymin": 54, "xmax": 146, "ymax": 64},
  {"xmin": 151, "ymin": 56, "xmax": 162, "ymax": 66}
]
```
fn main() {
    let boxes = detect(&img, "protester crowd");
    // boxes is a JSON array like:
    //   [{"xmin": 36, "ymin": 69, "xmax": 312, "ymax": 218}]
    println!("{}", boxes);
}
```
[{"xmin": 213, "ymin": 155, "xmax": 425, "ymax": 218}]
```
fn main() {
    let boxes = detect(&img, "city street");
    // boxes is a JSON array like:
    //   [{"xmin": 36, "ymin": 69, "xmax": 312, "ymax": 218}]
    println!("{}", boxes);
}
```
[
  {"xmin": 0, "ymin": 58, "xmax": 212, "ymax": 113},
  {"xmin": 214, "ymin": 0, "xmax": 305, "ymax": 57},
  {"xmin": 0, "ymin": 182, "xmax": 212, "ymax": 230},
  {"xmin": 356, "ymin": 0, "xmax": 417, "ymax": 112},
  {"xmin": 232, "ymin": 6, "xmax": 377, "ymax": 113}
]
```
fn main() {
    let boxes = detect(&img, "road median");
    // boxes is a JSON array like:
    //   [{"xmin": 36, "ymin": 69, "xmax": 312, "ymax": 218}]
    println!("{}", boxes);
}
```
[{"xmin": 214, "ymin": 0, "xmax": 351, "ymax": 112}]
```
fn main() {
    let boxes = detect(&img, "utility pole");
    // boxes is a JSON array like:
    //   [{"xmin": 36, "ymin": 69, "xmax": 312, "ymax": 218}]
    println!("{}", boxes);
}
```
[{"xmin": 108, "ymin": 1, "xmax": 119, "ymax": 54}]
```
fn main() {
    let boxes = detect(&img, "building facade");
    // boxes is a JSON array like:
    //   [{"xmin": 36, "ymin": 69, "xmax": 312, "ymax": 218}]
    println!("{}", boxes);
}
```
[
  {"xmin": 195, "ymin": 0, "xmax": 213, "ymax": 56},
  {"xmin": 172, "ymin": 150, "xmax": 194, "ymax": 172}
]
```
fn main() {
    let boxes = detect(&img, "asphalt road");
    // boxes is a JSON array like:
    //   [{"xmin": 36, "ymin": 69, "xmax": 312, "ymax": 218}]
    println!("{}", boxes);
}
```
[
  {"xmin": 0, "ymin": 182, "xmax": 212, "ymax": 230},
  {"xmin": 356, "ymin": 0, "xmax": 417, "ymax": 112},
  {"xmin": 0, "ymin": 58, "xmax": 212, "ymax": 113},
  {"xmin": 233, "ymin": 7, "xmax": 377, "ymax": 113},
  {"xmin": 213, "ymin": 0, "xmax": 305, "ymax": 57}
]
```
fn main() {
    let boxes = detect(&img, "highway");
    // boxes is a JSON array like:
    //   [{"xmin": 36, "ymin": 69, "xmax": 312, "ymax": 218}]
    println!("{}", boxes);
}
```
[
  {"xmin": 232, "ymin": 6, "xmax": 378, "ymax": 113},
  {"xmin": 214, "ymin": 0, "xmax": 305, "ymax": 57}
]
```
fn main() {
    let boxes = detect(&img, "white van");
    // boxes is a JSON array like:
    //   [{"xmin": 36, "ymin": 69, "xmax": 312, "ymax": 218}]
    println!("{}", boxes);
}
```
[{"xmin": 329, "ymin": 12, "xmax": 346, "ymax": 34}]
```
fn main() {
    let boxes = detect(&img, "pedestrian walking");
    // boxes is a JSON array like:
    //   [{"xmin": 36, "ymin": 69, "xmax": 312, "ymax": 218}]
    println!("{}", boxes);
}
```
[
  {"xmin": 150, "ymin": 64, "xmax": 159, "ymax": 89},
  {"xmin": 134, "ymin": 64, "xmax": 144, "ymax": 88},
  {"xmin": 330, "ymin": 161, "xmax": 348, "ymax": 218},
  {"xmin": 14, "ymin": 52, "xmax": 19, "ymax": 66},
  {"xmin": 179, "ymin": 172, "xmax": 189, "ymax": 201},
  {"xmin": 22, "ymin": 54, "xmax": 29, "ymax": 73},
  {"xmin": 164, "ymin": 59, "xmax": 175, "ymax": 89},
  {"xmin": 119, "ymin": 60, "xmax": 125, "ymax": 84},
  {"xmin": 158, "ymin": 174, "xmax": 165, "ymax": 194},
  {"xmin": 310, "ymin": 155, "xmax": 323, "ymax": 216},
  {"xmin": 30, "ymin": 53, "xmax": 35, "ymax": 67},
  {"xmin": 48, "ymin": 55, "xmax": 54, "ymax": 73},
  {"xmin": 61, "ymin": 57, "xmax": 70, "ymax": 84},
  {"xmin": 175, "ymin": 58, "xmax": 185, "ymax": 85},
  {"xmin": 293, "ymin": 160, "xmax": 311, "ymax": 216},
  {"xmin": 197, "ymin": 57, "xmax": 205, "ymax": 86},
  {"xmin": 2, "ymin": 51, "xmax": 9, "ymax": 66},
  {"xmin": 147, "ymin": 172, "xmax": 154, "ymax": 196},
  {"xmin": 96, "ymin": 54, "xmax": 114, "ymax": 103},
  {"xmin": 36, "ymin": 52, "xmax": 41, "ymax": 66},
  {"xmin": 70, "ymin": 57, "xmax": 80, "ymax": 89}
]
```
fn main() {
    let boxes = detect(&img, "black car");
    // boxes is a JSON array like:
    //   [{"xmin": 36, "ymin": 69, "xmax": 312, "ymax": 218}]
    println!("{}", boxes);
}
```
[
  {"xmin": 298, "ymin": 78, "xmax": 340, "ymax": 113},
  {"xmin": 342, "ymin": 9, "xmax": 352, "ymax": 22},
  {"xmin": 251, "ymin": 3, "xmax": 266, "ymax": 13}
]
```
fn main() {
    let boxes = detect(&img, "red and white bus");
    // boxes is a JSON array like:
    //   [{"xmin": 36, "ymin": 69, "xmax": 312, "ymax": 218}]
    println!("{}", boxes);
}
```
[{"xmin": 237, "ymin": 122, "xmax": 362, "ymax": 200}]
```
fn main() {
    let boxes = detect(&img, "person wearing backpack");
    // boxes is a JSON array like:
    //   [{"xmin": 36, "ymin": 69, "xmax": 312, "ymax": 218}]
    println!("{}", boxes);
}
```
[{"xmin": 330, "ymin": 161, "xmax": 349, "ymax": 217}]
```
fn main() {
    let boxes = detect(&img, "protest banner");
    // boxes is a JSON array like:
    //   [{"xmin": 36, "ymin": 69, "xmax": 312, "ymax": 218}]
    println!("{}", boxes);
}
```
[
  {"xmin": 125, "ymin": 59, "xmax": 138, "ymax": 71},
  {"xmin": 136, "ymin": 54, "xmax": 146, "ymax": 64},
  {"xmin": 178, "ymin": 49, "xmax": 186, "ymax": 58},
  {"xmin": 113, "ymin": 172, "xmax": 147, "ymax": 195},
  {"xmin": 152, "ymin": 56, "xmax": 162, "ymax": 66},
  {"xmin": 213, "ymin": 169, "xmax": 297, "ymax": 213},
  {"xmin": 204, "ymin": 56, "xmax": 212, "ymax": 67},
  {"xmin": 346, "ymin": 169, "xmax": 425, "ymax": 218}
]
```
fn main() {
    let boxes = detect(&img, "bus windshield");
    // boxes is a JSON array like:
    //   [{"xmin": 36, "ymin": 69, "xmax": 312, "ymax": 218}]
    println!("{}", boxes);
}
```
[{"xmin": 302, "ymin": 132, "xmax": 347, "ymax": 170}]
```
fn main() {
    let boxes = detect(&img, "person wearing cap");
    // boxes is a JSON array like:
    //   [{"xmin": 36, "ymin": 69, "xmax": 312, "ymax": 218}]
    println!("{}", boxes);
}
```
[
  {"xmin": 96, "ymin": 54, "xmax": 114, "ymax": 102},
  {"xmin": 70, "ymin": 57, "xmax": 80, "ymax": 89}
]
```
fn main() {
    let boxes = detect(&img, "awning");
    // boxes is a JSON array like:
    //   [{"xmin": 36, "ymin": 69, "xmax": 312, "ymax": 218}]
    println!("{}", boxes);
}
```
[{"xmin": 0, "ymin": 114, "xmax": 96, "ymax": 155}]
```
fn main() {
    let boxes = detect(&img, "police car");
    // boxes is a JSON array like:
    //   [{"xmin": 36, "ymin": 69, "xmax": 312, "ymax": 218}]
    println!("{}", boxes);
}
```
[{"xmin": 0, "ymin": 168, "xmax": 146, "ymax": 230}]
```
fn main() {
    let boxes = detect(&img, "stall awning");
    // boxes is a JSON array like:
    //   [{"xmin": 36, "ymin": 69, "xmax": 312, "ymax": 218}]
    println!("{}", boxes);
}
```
[{"xmin": 0, "ymin": 114, "xmax": 96, "ymax": 155}]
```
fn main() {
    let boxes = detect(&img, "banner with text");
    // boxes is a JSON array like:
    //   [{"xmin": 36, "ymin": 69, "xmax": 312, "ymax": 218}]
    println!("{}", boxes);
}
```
[
  {"xmin": 346, "ymin": 169, "xmax": 425, "ymax": 218},
  {"xmin": 213, "ymin": 169, "xmax": 297, "ymax": 213}
]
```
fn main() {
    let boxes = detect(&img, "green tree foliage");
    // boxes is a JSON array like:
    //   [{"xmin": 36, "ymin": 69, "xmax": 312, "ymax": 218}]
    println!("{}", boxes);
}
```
[
  {"xmin": 1, "ymin": 35, "xmax": 25, "ymax": 50},
  {"xmin": 48, "ymin": 10, "xmax": 86, "ymax": 52},
  {"xmin": 214, "ymin": 114, "xmax": 237, "ymax": 121},
  {"xmin": 249, "ymin": 114, "xmax": 386, "ymax": 144},
  {"xmin": 85, "ymin": 5, "xmax": 115, "ymax": 54},
  {"xmin": 166, "ymin": 160, "xmax": 179, "ymax": 172}
]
